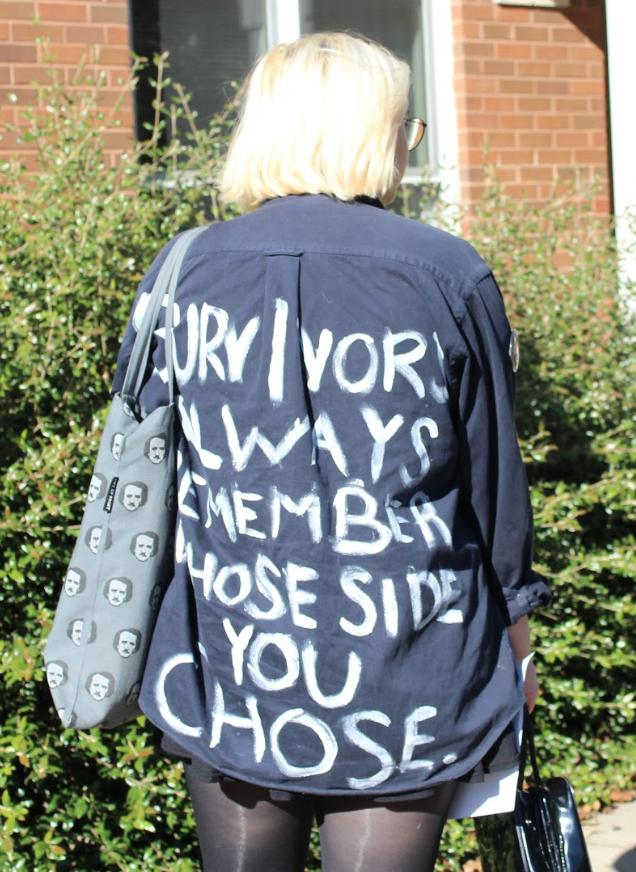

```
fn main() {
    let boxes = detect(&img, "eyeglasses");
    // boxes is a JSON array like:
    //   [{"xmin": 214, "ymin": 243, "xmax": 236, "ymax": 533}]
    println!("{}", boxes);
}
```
[{"xmin": 404, "ymin": 117, "xmax": 427, "ymax": 151}]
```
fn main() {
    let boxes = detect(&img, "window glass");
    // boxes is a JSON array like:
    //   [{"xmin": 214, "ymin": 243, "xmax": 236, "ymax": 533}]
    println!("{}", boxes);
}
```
[
  {"xmin": 131, "ymin": 0, "xmax": 266, "ymax": 141},
  {"xmin": 300, "ymin": 0, "xmax": 428, "ymax": 167}
]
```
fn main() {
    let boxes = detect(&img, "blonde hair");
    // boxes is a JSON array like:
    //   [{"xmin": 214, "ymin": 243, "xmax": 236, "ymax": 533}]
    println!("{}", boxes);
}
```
[{"xmin": 219, "ymin": 32, "xmax": 411, "ymax": 209}]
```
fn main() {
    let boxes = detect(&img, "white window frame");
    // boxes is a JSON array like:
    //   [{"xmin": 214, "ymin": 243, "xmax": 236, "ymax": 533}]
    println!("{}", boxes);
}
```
[
  {"xmin": 264, "ymin": 0, "xmax": 459, "ymax": 199},
  {"xmin": 606, "ymin": 0, "xmax": 636, "ymax": 288}
]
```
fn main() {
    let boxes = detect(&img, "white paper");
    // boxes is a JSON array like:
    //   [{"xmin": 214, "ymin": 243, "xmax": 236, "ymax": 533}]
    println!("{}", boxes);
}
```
[{"xmin": 446, "ymin": 653, "xmax": 533, "ymax": 819}]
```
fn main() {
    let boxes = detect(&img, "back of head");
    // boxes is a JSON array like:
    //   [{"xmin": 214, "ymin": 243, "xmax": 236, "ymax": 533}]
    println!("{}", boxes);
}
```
[{"xmin": 220, "ymin": 32, "xmax": 411, "ymax": 210}]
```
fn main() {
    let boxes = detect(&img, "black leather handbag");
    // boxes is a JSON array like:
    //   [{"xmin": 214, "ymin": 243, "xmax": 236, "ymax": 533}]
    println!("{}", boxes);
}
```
[{"xmin": 514, "ymin": 710, "xmax": 593, "ymax": 872}]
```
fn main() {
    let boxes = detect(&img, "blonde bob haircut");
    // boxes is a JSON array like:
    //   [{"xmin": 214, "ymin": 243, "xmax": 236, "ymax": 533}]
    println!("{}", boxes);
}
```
[{"xmin": 219, "ymin": 32, "xmax": 411, "ymax": 209}]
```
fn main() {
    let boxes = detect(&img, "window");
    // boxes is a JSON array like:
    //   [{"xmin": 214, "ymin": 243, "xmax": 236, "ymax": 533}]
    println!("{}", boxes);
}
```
[{"xmin": 130, "ymin": 0, "xmax": 457, "ymax": 187}]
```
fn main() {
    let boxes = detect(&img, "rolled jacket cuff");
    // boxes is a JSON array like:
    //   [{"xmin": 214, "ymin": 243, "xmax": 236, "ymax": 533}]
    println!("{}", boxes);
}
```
[{"xmin": 503, "ymin": 571, "xmax": 553, "ymax": 625}]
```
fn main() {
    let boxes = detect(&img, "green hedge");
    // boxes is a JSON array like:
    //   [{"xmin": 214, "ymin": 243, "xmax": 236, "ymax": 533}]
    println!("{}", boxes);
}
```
[{"xmin": 1, "ymin": 65, "xmax": 634, "ymax": 871}]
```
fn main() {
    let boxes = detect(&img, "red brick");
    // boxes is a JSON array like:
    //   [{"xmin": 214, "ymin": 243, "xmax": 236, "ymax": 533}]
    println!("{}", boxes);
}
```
[
  {"xmin": 537, "ymin": 114, "xmax": 569, "ymax": 130},
  {"xmin": 0, "ymin": 1, "xmax": 35, "ymax": 19},
  {"xmin": 465, "ymin": 148, "xmax": 488, "ymax": 166},
  {"xmin": 537, "ymin": 149, "xmax": 573, "ymax": 164},
  {"xmin": 587, "ymin": 62, "xmax": 605, "ymax": 79},
  {"xmin": 569, "ymin": 80, "xmax": 605, "ymax": 96},
  {"xmin": 103, "ymin": 130, "xmax": 134, "ymax": 150},
  {"xmin": 483, "ymin": 60, "xmax": 515, "ymax": 76},
  {"xmin": 500, "ymin": 114, "xmax": 534, "ymax": 129},
  {"xmin": 573, "ymin": 114, "xmax": 604, "ymax": 129},
  {"xmin": 590, "ymin": 130, "xmax": 607, "ymax": 148},
  {"xmin": 41, "ymin": 44, "xmax": 88, "ymax": 64},
  {"xmin": 518, "ymin": 132, "xmax": 553, "ymax": 147},
  {"xmin": 530, "ymin": 8, "xmax": 575, "ymax": 24},
  {"xmin": 453, "ymin": 21, "xmax": 481, "ymax": 40},
  {"xmin": 517, "ymin": 61, "xmax": 552, "ymax": 77},
  {"xmin": 553, "ymin": 62, "xmax": 587, "ymax": 77},
  {"xmin": 461, "ymin": 1, "xmax": 500, "ymax": 21},
  {"xmin": 0, "ymin": 21, "xmax": 8, "ymax": 39},
  {"xmin": 495, "ymin": 42, "xmax": 532, "ymax": 59},
  {"xmin": 550, "ymin": 26, "xmax": 584, "ymax": 43},
  {"xmin": 11, "ymin": 22, "xmax": 65, "ymax": 40},
  {"xmin": 499, "ymin": 79, "xmax": 535, "ymax": 94},
  {"xmin": 468, "ymin": 112, "xmax": 499, "ymax": 128},
  {"xmin": 460, "ymin": 164, "xmax": 488, "ymax": 183},
  {"xmin": 554, "ymin": 97, "xmax": 589, "ymax": 112},
  {"xmin": 485, "ymin": 131, "xmax": 516, "ymax": 147},
  {"xmin": 536, "ymin": 80, "xmax": 570, "ymax": 95},
  {"xmin": 37, "ymin": 2, "xmax": 89, "ymax": 21},
  {"xmin": 503, "ymin": 183, "xmax": 541, "ymax": 200},
  {"xmin": 458, "ymin": 131, "xmax": 480, "ymax": 149},
  {"xmin": 461, "ymin": 58, "xmax": 483, "ymax": 76},
  {"xmin": 105, "ymin": 25, "xmax": 129, "ymax": 46},
  {"xmin": 0, "ymin": 86, "xmax": 37, "ymax": 103},
  {"xmin": 88, "ymin": 2, "xmax": 128, "ymax": 24},
  {"xmin": 12, "ymin": 65, "xmax": 42, "ymax": 84},
  {"xmin": 94, "ymin": 46, "xmax": 131, "ymax": 66},
  {"xmin": 463, "ymin": 76, "xmax": 498, "ymax": 94},
  {"xmin": 493, "ymin": 5, "xmax": 532, "ymax": 22},
  {"xmin": 514, "ymin": 25, "xmax": 549, "ymax": 41},
  {"xmin": 534, "ymin": 45, "xmax": 568, "ymax": 60},
  {"xmin": 568, "ymin": 45, "xmax": 603, "ymax": 62},
  {"xmin": 0, "ymin": 127, "xmax": 28, "ymax": 149},
  {"xmin": 457, "ymin": 41, "xmax": 495, "ymax": 58},
  {"xmin": 523, "ymin": 167, "xmax": 556, "ymax": 182},
  {"xmin": 499, "ymin": 149, "xmax": 536, "ymax": 165},
  {"xmin": 491, "ymin": 167, "xmax": 518, "ymax": 183},
  {"xmin": 64, "ymin": 24, "xmax": 107, "ymax": 43},
  {"xmin": 556, "ymin": 132, "xmax": 590, "ymax": 147},
  {"xmin": 518, "ymin": 97, "xmax": 552, "ymax": 112},
  {"xmin": 483, "ymin": 96, "xmax": 515, "ymax": 111},
  {"xmin": 481, "ymin": 23, "xmax": 513, "ymax": 39},
  {"xmin": 574, "ymin": 149, "xmax": 606, "ymax": 164},
  {"xmin": 0, "ymin": 44, "xmax": 38, "ymax": 62},
  {"xmin": 0, "ymin": 68, "xmax": 11, "ymax": 84}
]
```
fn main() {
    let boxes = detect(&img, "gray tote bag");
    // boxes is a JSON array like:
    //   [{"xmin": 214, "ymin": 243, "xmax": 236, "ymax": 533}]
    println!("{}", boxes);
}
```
[{"xmin": 44, "ymin": 226, "xmax": 206, "ymax": 730}]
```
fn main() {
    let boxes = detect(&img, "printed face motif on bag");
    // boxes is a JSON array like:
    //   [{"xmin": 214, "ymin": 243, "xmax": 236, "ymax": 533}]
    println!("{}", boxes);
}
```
[
  {"xmin": 46, "ymin": 661, "xmax": 68, "ymax": 689},
  {"xmin": 165, "ymin": 484, "xmax": 176, "ymax": 511},
  {"xmin": 85, "ymin": 526, "xmax": 112, "ymax": 554},
  {"xmin": 64, "ymin": 567, "xmax": 86, "ymax": 597},
  {"xmin": 68, "ymin": 619, "xmax": 84, "ymax": 646},
  {"xmin": 131, "ymin": 532, "xmax": 158, "ymax": 562},
  {"xmin": 67, "ymin": 618, "xmax": 96, "ymax": 646},
  {"xmin": 145, "ymin": 435, "xmax": 166, "ymax": 464},
  {"xmin": 104, "ymin": 577, "xmax": 133, "ymax": 607},
  {"xmin": 56, "ymin": 708, "xmax": 77, "ymax": 727},
  {"xmin": 111, "ymin": 432, "xmax": 125, "ymax": 461},
  {"xmin": 114, "ymin": 629, "xmax": 141, "ymax": 658},
  {"xmin": 126, "ymin": 682, "xmax": 142, "ymax": 705},
  {"xmin": 119, "ymin": 482, "xmax": 147, "ymax": 512},
  {"xmin": 86, "ymin": 672, "xmax": 114, "ymax": 701},
  {"xmin": 149, "ymin": 584, "xmax": 162, "ymax": 611},
  {"xmin": 87, "ymin": 473, "xmax": 108, "ymax": 503}
]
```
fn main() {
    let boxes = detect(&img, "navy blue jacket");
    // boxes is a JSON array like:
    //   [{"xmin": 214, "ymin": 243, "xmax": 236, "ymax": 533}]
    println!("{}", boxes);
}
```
[{"xmin": 114, "ymin": 194, "xmax": 551, "ymax": 796}]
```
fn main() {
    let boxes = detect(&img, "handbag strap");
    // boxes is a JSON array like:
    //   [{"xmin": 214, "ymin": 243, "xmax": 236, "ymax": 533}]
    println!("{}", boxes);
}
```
[
  {"xmin": 121, "ymin": 226, "xmax": 207, "ymax": 409},
  {"xmin": 517, "ymin": 706, "xmax": 544, "ymax": 791}
]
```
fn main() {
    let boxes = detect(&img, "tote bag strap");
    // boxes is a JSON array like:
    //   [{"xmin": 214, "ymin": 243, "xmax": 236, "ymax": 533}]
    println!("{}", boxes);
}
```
[
  {"xmin": 517, "ymin": 707, "xmax": 544, "ymax": 791},
  {"xmin": 121, "ymin": 226, "xmax": 207, "ymax": 409}
]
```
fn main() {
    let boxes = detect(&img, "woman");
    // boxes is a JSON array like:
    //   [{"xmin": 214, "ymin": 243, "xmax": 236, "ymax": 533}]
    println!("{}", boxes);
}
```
[{"xmin": 114, "ymin": 31, "xmax": 551, "ymax": 872}]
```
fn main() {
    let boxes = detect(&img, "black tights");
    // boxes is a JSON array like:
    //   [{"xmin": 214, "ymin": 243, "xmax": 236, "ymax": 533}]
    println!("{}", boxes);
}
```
[{"xmin": 184, "ymin": 765, "xmax": 457, "ymax": 872}]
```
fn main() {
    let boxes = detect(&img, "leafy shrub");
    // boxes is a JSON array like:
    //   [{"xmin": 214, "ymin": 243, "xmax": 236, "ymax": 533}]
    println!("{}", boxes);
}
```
[{"xmin": 1, "ymin": 61, "xmax": 634, "ymax": 872}]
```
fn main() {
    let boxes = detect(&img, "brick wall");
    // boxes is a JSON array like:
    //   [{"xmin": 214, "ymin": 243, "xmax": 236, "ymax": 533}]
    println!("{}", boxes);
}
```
[
  {"xmin": 0, "ymin": 0, "xmax": 133, "ymax": 169},
  {"xmin": 452, "ymin": 0, "xmax": 610, "ymax": 212}
]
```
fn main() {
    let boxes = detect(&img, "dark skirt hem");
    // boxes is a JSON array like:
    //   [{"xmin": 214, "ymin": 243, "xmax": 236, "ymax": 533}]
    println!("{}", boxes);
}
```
[{"xmin": 161, "ymin": 720, "xmax": 519, "ymax": 804}]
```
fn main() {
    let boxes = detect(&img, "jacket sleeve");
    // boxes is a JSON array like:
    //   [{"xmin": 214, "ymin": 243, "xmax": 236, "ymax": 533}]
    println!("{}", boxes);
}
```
[{"xmin": 453, "ymin": 270, "xmax": 552, "ymax": 625}]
